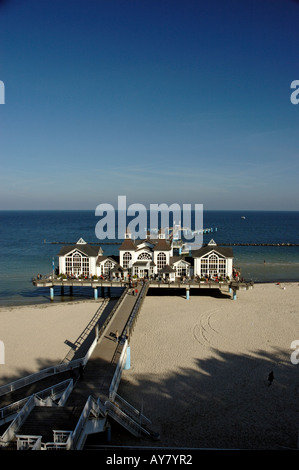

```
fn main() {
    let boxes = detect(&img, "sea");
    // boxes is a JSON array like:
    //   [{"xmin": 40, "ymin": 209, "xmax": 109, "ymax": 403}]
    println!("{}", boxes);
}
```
[{"xmin": 0, "ymin": 210, "xmax": 299, "ymax": 307}]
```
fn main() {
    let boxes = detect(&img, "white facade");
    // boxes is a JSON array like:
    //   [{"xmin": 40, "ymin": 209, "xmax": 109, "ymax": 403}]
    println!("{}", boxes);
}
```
[
  {"xmin": 119, "ymin": 230, "xmax": 174, "ymax": 278},
  {"xmin": 193, "ymin": 239, "xmax": 233, "ymax": 280},
  {"xmin": 57, "ymin": 236, "xmax": 233, "ymax": 282},
  {"xmin": 171, "ymin": 258, "xmax": 192, "ymax": 278},
  {"xmin": 96, "ymin": 256, "xmax": 122, "ymax": 278},
  {"xmin": 57, "ymin": 238, "xmax": 102, "ymax": 277}
]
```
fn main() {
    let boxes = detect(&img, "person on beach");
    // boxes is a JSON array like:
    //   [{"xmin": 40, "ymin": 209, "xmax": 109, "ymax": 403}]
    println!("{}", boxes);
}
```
[{"xmin": 268, "ymin": 371, "xmax": 274, "ymax": 386}]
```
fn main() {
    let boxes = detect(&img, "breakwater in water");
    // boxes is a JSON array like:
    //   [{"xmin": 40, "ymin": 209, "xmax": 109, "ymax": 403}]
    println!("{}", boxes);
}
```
[
  {"xmin": 220, "ymin": 243, "xmax": 299, "ymax": 247},
  {"xmin": 45, "ymin": 241, "xmax": 299, "ymax": 247}
]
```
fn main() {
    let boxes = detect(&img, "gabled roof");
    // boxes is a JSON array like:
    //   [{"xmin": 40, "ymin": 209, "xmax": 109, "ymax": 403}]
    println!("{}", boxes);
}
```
[
  {"xmin": 159, "ymin": 264, "xmax": 176, "ymax": 273},
  {"xmin": 111, "ymin": 264, "xmax": 124, "ymax": 273},
  {"xmin": 57, "ymin": 243, "xmax": 99, "ymax": 257},
  {"xmin": 135, "ymin": 245, "xmax": 153, "ymax": 253},
  {"xmin": 96, "ymin": 255, "xmax": 119, "ymax": 266},
  {"xmin": 135, "ymin": 239, "xmax": 156, "ymax": 249},
  {"xmin": 133, "ymin": 261, "xmax": 149, "ymax": 267},
  {"xmin": 192, "ymin": 245, "xmax": 233, "ymax": 258},
  {"xmin": 119, "ymin": 239, "xmax": 137, "ymax": 251},
  {"xmin": 170, "ymin": 256, "xmax": 191, "ymax": 266},
  {"xmin": 153, "ymin": 238, "xmax": 172, "ymax": 251}
]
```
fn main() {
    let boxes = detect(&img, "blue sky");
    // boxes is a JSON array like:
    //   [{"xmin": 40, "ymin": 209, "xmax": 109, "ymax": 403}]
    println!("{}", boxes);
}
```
[{"xmin": 0, "ymin": 0, "xmax": 298, "ymax": 210}]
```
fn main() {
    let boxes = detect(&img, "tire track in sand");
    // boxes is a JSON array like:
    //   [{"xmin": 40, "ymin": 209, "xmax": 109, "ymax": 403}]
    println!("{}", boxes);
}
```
[{"xmin": 192, "ymin": 308, "xmax": 220, "ymax": 349}]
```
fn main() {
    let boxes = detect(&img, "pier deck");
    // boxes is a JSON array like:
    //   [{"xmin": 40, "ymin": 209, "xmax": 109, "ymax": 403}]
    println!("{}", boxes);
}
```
[
  {"xmin": 65, "ymin": 291, "xmax": 138, "ymax": 408},
  {"xmin": 33, "ymin": 277, "xmax": 252, "ymax": 292}
]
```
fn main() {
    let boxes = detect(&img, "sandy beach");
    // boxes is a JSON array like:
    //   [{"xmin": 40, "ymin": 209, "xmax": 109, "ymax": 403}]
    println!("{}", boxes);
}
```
[
  {"xmin": 116, "ymin": 282, "xmax": 299, "ymax": 450},
  {"xmin": 0, "ymin": 299, "xmax": 105, "ymax": 386},
  {"xmin": 0, "ymin": 283, "xmax": 298, "ymax": 450}
]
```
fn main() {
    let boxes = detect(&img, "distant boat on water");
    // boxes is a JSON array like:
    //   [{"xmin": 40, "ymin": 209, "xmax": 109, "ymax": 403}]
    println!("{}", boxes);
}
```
[{"xmin": 241, "ymin": 216, "xmax": 246, "ymax": 219}]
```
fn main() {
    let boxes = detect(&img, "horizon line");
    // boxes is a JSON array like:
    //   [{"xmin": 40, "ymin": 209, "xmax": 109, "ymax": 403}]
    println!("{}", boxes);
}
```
[{"xmin": 0, "ymin": 208, "xmax": 298, "ymax": 212}]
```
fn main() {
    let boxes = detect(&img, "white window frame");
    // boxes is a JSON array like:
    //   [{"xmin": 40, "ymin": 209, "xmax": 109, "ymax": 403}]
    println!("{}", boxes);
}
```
[{"xmin": 157, "ymin": 252, "xmax": 166, "ymax": 270}]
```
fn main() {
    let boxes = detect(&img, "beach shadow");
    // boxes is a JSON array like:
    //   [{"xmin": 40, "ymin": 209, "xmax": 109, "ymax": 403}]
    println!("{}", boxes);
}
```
[
  {"xmin": 148, "ymin": 287, "xmax": 231, "ymax": 299},
  {"xmin": 113, "ymin": 346, "xmax": 298, "ymax": 450},
  {"xmin": 0, "ymin": 337, "xmax": 298, "ymax": 451}
]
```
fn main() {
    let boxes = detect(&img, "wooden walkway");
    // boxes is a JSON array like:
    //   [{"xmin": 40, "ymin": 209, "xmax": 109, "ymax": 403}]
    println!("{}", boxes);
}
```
[
  {"xmin": 66, "ymin": 290, "xmax": 138, "ymax": 408},
  {"xmin": 2, "ymin": 287, "xmax": 144, "ymax": 445}
]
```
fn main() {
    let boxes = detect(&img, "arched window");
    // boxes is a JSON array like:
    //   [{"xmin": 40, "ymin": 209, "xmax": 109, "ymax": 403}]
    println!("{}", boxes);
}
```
[
  {"xmin": 123, "ymin": 252, "xmax": 132, "ymax": 269},
  {"xmin": 73, "ymin": 253, "xmax": 81, "ymax": 269},
  {"xmin": 176, "ymin": 262, "xmax": 188, "ymax": 276},
  {"xmin": 103, "ymin": 259, "xmax": 114, "ymax": 275},
  {"xmin": 157, "ymin": 252, "xmax": 166, "ymax": 270},
  {"xmin": 65, "ymin": 251, "xmax": 89, "ymax": 276},
  {"xmin": 209, "ymin": 254, "xmax": 218, "ymax": 273},
  {"xmin": 137, "ymin": 252, "xmax": 152, "ymax": 260},
  {"xmin": 200, "ymin": 253, "xmax": 227, "ymax": 277}
]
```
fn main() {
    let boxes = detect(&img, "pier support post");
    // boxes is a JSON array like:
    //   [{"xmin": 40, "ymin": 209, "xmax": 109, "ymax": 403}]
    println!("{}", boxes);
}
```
[
  {"xmin": 94, "ymin": 288, "xmax": 98, "ymax": 300},
  {"xmin": 186, "ymin": 288, "xmax": 190, "ymax": 300},
  {"xmin": 50, "ymin": 287, "xmax": 54, "ymax": 301},
  {"xmin": 124, "ymin": 346, "xmax": 131, "ymax": 370}
]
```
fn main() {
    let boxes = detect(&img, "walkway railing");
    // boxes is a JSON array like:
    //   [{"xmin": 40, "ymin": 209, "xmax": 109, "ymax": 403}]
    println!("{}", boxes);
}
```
[
  {"xmin": 0, "ymin": 289, "xmax": 128, "ymax": 399},
  {"xmin": 0, "ymin": 379, "xmax": 73, "ymax": 425},
  {"xmin": 113, "ymin": 393, "xmax": 152, "ymax": 427},
  {"xmin": 0, "ymin": 359, "xmax": 82, "ymax": 398},
  {"xmin": 0, "ymin": 280, "xmax": 160, "ymax": 449},
  {"xmin": 104, "ymin": 400, "xmax": 151, "ymax": 439},
  {"xmin": 125, "ymin": 281, "xmax": 149, "ymax": 340},
  {"xmin": 109, "ymin": 341, "xmax": 128, "ymax": 401},
  {"xmin": 94, "ymin": 286, "xmax": 129, "ymax": 341},
  {"xmin": 71, "ymin": 395, "xmax": 102, "ymax": 450},
  {"xmin": 61, "ymin": 298, "xmax": 109, "ymax": 362},
  {"xmin": 1, "ymin": 395, "xmax": 38, "ymax": 445}
]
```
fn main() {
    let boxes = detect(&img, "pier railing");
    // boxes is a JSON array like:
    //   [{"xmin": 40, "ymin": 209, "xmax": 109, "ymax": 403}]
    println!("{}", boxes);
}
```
[
  {"xmin": 61, "ymin": 298, "xmax": 110, "ymax": 363},
  {"xmin": 0, "ymin": 288, "xmax": 129, "ymax": 399},
  {"xmin": 0, "ymin": 360, "xmax": 82, "ymax": 398},
  {"xmin": 0, "ymin": 379, "xmax": 73, "ymax": 426},
  {"xmin": 109, "ymin": 340, "xmax": 128, "ymax": 401}
]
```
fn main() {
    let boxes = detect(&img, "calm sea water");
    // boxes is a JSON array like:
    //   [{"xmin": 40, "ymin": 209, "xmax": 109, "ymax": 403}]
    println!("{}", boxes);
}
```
[{"xmin": 0, "ymin": 210, "xmax": 298, "ymax": 306}]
